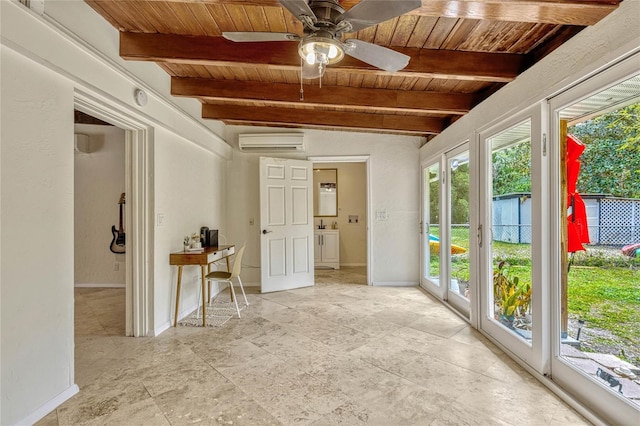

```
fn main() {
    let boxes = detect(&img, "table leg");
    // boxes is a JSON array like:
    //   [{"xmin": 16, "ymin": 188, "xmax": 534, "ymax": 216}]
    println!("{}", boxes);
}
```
[
  {"xmin": 206, "ymin": 263, "xmax": 212, "ymax": 306},
  {"xmin": 201, "ymin": 265, "xmax": 207, "ymax": 327},
  {"xmin": 174, "ymin": 265, "xmax": 183, "ymax": 327}
]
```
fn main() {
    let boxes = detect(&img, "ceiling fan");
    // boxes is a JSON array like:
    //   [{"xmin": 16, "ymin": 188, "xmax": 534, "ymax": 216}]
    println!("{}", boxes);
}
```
[{"xmin": 223, "ymin": 0, "xmax": 422, "ymax": 79}]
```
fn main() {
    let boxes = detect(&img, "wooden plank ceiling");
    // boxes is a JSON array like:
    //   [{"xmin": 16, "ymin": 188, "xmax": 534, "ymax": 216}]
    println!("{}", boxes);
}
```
[{"xmin": 86, "ymin": 0, "xmax": 621, "ymax": 136}]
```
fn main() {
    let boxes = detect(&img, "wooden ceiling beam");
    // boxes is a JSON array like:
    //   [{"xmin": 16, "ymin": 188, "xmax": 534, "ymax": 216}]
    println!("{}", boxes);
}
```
[
  {"xmin": 121, "ymin": 32, "xmax": 523, "ymax": 82},
  {"xmin": 202, "ymin": 104, "xmax": 445, "ymax": 134},
  {"xmin": 172, "ymin": 77, "xmax": 475, "ymax": 115},
  {"xmin": 411, "ymin": 0, "xmax": 618, "ymax": 26},
  {"xmin": 156, "ymin": 0, "xmax": 619, "ymax": 26}
]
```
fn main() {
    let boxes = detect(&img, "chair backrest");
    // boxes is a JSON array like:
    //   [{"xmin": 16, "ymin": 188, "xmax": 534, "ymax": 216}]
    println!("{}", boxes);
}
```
[{"xmin": 229, "ymin": 245, "xmax": 245, "ymax": 279}]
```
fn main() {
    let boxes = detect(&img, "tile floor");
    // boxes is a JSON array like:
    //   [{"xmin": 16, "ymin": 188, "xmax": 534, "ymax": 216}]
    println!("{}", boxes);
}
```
[{"xmin": 38, "ymin": 268, "xmax": 589, "ymax": 425}]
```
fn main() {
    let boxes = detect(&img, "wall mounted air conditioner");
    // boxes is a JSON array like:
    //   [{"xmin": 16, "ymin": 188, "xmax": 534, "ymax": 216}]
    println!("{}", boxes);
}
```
[{"xmin": 238, "ymin": 133, "xmax": 305, "ymax": 152}]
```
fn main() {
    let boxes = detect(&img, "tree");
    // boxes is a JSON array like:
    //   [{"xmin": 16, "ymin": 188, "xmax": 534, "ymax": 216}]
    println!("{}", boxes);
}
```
[
  {"xmin": 492, "ymin": 140, "xmax": 532, "ymax": 196},
  {"xmin": 451, "ymin": 163, "xmax": 470, "ymax": 224},
  {"xmin": 569, "ymin": 104, "xmax": 640, "ymax": 199}
]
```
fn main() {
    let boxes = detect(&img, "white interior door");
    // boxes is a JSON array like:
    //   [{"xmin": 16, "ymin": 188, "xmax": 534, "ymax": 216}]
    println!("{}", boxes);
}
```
[{"xmin": 260, "ymin": 157, "xmax": 314, "ymax": 293}]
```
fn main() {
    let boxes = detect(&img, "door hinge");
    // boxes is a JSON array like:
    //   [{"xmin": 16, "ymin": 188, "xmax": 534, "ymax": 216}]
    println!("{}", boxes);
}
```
[
  {"xmin": 543, "ymin": 133, "xmax": 547, "ymax": 156},
  {"xmin": 477, "ymin": 224, "xmax": 483, "ymax": 248}
]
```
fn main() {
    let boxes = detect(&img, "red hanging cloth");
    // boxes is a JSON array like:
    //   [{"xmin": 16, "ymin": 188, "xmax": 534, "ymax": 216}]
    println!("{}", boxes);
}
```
[{"xmin": 566, "ymin": 134, "xmax": 590, "ymax": 252}]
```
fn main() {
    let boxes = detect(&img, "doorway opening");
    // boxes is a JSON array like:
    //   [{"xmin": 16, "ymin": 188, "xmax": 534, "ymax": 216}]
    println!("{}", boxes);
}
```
[
  {"xmin": 74, "ymin": 110, "xmax": 127, "ymax": 337},
  {"xmin": 309, "ymin": 156, "xmax": 371, "ymax": 285},
  {"xmin": 75, "ymin": 90, "xmax": 154, "ymax": 338}
]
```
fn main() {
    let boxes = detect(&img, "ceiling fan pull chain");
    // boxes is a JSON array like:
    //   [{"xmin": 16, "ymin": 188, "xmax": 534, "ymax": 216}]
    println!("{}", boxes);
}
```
[{"xmin": 299, "ymin": 58, "xmax": 304, "ymax": 101}]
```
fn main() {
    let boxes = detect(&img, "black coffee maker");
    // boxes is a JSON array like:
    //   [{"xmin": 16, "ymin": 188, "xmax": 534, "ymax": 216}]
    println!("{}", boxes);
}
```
[
  {"xmin": 200, "ymin": 227, "xmax": 209, "ymax": 246},
  {"xmin": 200, "ymin": 227, "xmax": 219, "ymax": 247}
]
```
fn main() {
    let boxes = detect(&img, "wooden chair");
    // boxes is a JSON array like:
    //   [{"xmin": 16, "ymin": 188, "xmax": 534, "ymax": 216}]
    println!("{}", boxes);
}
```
[{"xmin": 205, "ymin": 245, "xmax": 249, "ymax": 318}]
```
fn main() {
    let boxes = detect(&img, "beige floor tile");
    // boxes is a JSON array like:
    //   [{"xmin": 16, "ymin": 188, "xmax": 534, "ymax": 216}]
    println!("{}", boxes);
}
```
[{"xmin": 36, "ymin": 268, "xmax": 590, "ymax": 425}]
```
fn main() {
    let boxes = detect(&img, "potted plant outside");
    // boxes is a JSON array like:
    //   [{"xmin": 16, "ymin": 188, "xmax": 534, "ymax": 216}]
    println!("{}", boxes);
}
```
[{"xmin": 493, "ymin": 261, "xmax": 531, "ymax": 329}]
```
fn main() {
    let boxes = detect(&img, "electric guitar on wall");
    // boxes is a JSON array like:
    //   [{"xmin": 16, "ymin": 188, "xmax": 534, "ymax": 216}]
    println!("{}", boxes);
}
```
[{"xmin": 110, "ymin": 193, "xmax": 126, "ymax": 254}]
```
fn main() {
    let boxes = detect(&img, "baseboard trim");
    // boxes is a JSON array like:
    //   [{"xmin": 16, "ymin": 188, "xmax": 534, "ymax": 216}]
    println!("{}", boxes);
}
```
[
  {"xmin": 340, "ymin": 263, "xmax": 367, "ymax": 267},
  {"xmin": 372, "ymin": 281, "xmax": 417, "ymax": 287},
  {"xmin": 74, "ymin": 283, "xmax": 125, "ymax": 288},
  {"xmin": 17, "ymin": 384, "xmax": 79, "ymax": 426},
  {"xmin": 153, "ymin": 321, "xmax": 171, "ymax": 336}
]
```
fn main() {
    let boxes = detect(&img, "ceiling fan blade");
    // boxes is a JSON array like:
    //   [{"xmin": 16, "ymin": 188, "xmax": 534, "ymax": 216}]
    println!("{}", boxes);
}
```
[
  {"xmin": 279, "ymin": 0, "xmax": 317, "ymax": 23},
  {"xmin": 343, "ymin": 39, "xmax": 410, "ymax": 72},
  {"xmin": 337, "ymin": 0, "xmax": 422, "ymax": 33},
  {"xmin": 301, "ymin": 61, "xmax": 326, "ymax": 80},
  {"xmin": 222, "ymin": 32, "xmax": 299, "ymax": 42}
]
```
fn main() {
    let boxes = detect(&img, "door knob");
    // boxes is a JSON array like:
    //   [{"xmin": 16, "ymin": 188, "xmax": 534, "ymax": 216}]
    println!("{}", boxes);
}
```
[{"xmin": 262, "ymin": 229, "xmax": 272, "ymax": 234}]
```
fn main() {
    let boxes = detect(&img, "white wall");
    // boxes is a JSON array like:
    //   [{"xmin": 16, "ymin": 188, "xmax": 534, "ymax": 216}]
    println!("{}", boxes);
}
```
[
  {"xmin": 1, "ymin": 46, "xmax": 77, "ymax": 426},
  {"xmin": 153, "ymin": 128, "xmax": 227, "ymax": 333},
  {"xmin": 74, "ymin": 124, "xmax": 126, "ymax": 286},
  {"xmin": 225, "ymin": 128, "xmax": 423, "ymax": 285},
  {"xmin": 1, "ymin": 2, "xmax": 232, "ymax": 424},
  {"xmin": 313, "ymin": 162, "xmax": 367, "ymax": 266}
]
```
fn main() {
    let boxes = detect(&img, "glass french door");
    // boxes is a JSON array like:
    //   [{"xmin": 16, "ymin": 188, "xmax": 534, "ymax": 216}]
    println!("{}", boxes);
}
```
[
  {"xmin": 445, "ymin": 145, "xmax": 471, "ymax": 317},
  {"xmin": 421, "ymin": 162, "xmax": 442, "ymax": 294},
  {"xmin": 479, "ymin": 107, "xmax": 547, "ymax": 372},
  {"xmin": 421, "ymin": 144, "xmax": 473, "ymax": 319},
  {"xmin": 548, "ymin": 57, "xmax": 639, "ymax": 424}
]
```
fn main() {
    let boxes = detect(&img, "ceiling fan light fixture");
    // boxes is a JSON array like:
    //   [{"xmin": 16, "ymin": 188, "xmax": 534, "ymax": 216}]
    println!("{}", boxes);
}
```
[
  {"xmin": 298, "ymin": 34, "xmax": 344, "ymax": 67},
  {"xmin": 305, "ymin": 51, "xmax": 317, "ymax": 65}
]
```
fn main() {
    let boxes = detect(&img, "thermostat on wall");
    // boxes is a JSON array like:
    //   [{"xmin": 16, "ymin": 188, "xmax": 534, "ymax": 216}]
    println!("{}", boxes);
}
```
[{"xmin": 74, "ymin": 133, "xmax": 91, "ymax": 153}]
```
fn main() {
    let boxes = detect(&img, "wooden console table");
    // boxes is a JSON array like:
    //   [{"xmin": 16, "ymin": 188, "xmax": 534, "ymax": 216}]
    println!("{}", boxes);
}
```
[{"xmin": 169, "ymin": 245, "xmax": 235, "ymax": 327}]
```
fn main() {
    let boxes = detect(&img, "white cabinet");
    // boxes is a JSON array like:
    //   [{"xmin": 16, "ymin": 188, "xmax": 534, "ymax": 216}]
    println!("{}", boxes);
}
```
[{"xmin": 314, "ymin": 230, "xmax": 340, "ymax": 269}]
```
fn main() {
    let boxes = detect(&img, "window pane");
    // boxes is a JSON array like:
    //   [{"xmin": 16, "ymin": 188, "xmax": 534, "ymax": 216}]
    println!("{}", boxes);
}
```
[
  {"xmin": 449, "ymin": 151, "xmax": 471, "ymax": 300},
  {"xmin": 424, "ymin": 164, "xmax": 441, "ymax": 284},
  {"xmin": 489, "ymin": 120, "xmax": 533, "ymax": 342},
  {"xmin": 559, "ymin": 94, "xmax": 640, "ymax": 407}
]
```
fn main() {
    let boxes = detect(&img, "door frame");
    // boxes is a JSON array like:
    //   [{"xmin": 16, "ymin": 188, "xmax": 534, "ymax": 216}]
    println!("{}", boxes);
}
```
[
  {"xmin": 75, "ymin": 90, "xmax": 154, "ymax": 337},
  {"xmin": 307, "ymin": 155, "xmax": 371, "ymax": 285}
]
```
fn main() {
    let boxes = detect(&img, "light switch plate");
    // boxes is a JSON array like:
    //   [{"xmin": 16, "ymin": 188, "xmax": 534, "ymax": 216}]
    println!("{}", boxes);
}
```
[
  {"xmin": 376, "ymin": 210, "xmax": 388, "ymax": 221},
  {"xmin": 157, "ymin": 213, "xmax": 166, "ymax": 227}
]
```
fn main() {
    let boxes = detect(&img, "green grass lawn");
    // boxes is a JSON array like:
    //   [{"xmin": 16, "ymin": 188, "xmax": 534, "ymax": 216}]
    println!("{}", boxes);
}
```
[
  {"xmin": 425, "ymin": 228, "xmax": 639, "ymax": 363},
  {"xmin": 567, "ymin": 266, "xmax": 640, "ymax": 363}
]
